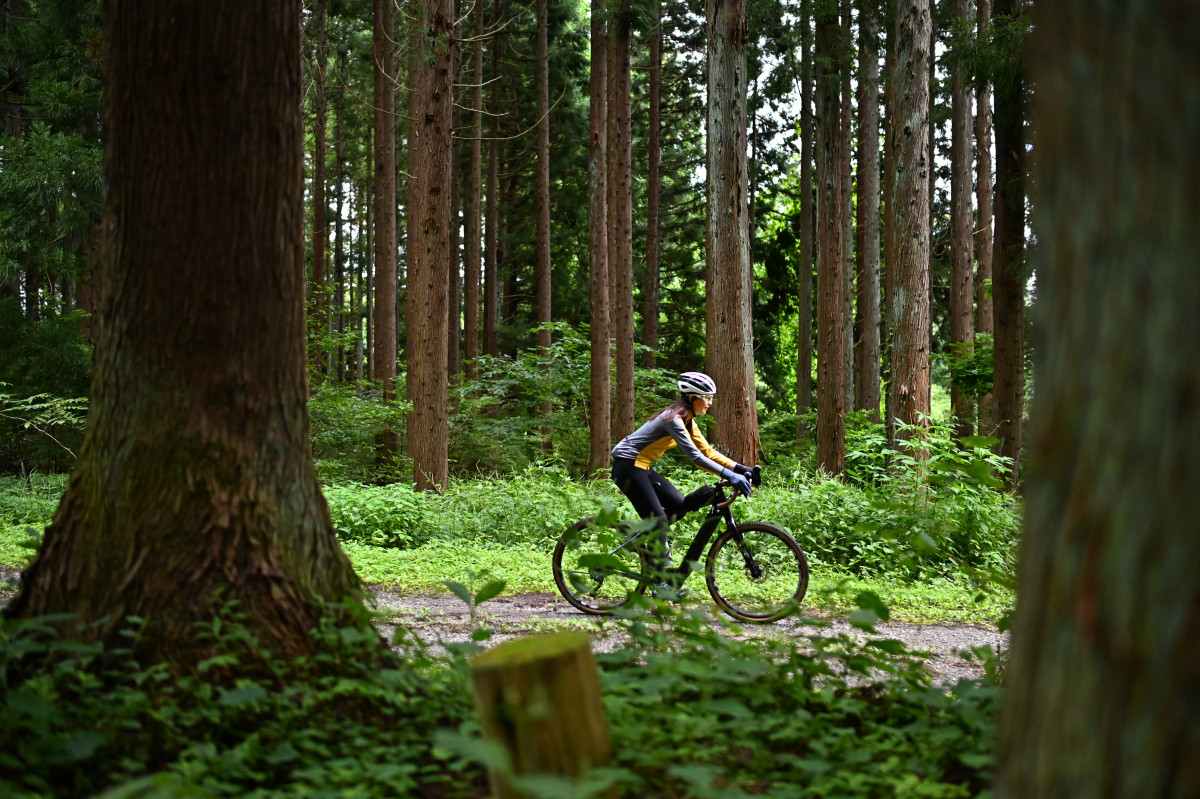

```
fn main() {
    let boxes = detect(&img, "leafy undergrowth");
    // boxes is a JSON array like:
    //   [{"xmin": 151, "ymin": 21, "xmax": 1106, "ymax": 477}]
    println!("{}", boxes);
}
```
[
  {"xmin": 0, "ymin": 599, "xmax": 1002, "ymax": 798},
  {"xmin": 0, "ymin": 530, "xmax": 1009, "ymax": 627}
]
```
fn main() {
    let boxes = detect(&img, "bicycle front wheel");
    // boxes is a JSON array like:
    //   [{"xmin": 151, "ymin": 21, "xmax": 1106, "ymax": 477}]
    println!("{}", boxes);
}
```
[
  {"xmin": 705, "ymin": 522, "xmax": 809, "ymax": 623},
  {"xmin": 552, "ymin": 518, "xmax": 649, "ymax": 615}
]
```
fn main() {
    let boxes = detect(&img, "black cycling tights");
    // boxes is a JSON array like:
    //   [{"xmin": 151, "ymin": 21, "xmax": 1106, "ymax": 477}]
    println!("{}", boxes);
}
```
[{"xmin": 611, "ymin": 458, "xmax": 685, "ymax": 529}]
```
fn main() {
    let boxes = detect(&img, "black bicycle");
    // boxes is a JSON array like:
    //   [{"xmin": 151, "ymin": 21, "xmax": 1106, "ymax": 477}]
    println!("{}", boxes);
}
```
[{"xmin": 552, "ymin": 473, "xmax": 809, "ymax": 623}]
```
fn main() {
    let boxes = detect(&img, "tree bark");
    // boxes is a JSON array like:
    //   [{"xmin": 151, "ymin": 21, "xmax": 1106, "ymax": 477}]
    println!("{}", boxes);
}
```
[
  {"xmin": 5, "ymin": 0, "xmax": 364, "ymax": 668},
  {"xmin": 974, "ymin": 0, "xmax": 995, "ymax": 437},
  {"xmin": 309, "ymin": 0, "xmax": 328, "ymax": 381},
  {"xmin": 406, "ymin": 0, "xmax": 455, "ymax": 492},
  {"xmin": 949, "ymin": 0, "xmax": 974, "ymax": 441},
  {"xmin": 464, "ymin": 0, "xmax": 483, "ymax": 382},
  {"xmin": 535, "ymin": 0, "xmax": 552, "ymax": 355},
  {"xmin": 815, "ymin": 1, "xmax": 846, "ymax": 475},
  {"xmin": 795, "ymin": 3, "xmax": 814, "ymax": 441},
  {"xmin": 706, "ymin": 0, "xmax": 758, "ymax": 464},
  {"xmin": 372, "ymin": 0, "xmax": 400, "ymax": 461},
  {"xmin": 885, "ymin": 0, "xmax": 932, "ymax": 447},
  {"xmin": 840, "ymin": 5, "xmax": 854, "ymax": 416},
  {"xmin": 854, "ymin": 0, "xmax": 882, "ymax": 422},
  {"xmin": 642, "ymin": 1, "xmax": 662, "ymax": 370},
  {"xmin": 484, "ymin": 13, "xmax": 500, "ymax": 359},
  {"xmin": 991, "ymin": 0, "xmax": 1024, "ymax": 488},
  {"xmin": 587, "ymin": 0, "xmax": 611, "ymax": 475},
  {"xmin": 448, "ymin": 25, "xmax": 463, "ymax": 384},
  {"xmin": 997, "ymin": 2, "xmax": 1200, "ymax": 793},
  {"xmin": 607, "ymin": 9, "xmax": 635, "ymax": 441}
]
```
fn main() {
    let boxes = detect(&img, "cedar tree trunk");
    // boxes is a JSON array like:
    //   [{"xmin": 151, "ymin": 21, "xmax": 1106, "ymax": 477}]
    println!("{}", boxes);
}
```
[
  {"xmin": 5, "ymin": 0, "xmax": 364, "ymax": 669},
  {"xmin": 997, "ymin": 1, "xmax": 1200, "ymax": 793},
  {"xmin": 407, "ymin": 0, "xmax": 454, "ymax": 492}
]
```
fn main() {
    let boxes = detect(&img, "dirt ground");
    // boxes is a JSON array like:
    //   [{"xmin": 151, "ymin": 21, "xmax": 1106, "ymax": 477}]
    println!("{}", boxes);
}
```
[{"xmin": 367, "ymin": 588, "xmax": 1007, "ymax": 685}]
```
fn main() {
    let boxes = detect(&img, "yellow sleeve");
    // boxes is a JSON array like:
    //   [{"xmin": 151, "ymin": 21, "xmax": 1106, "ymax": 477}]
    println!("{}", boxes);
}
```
[{"xmin": 689, "ymin": 424, "xmax": 735, "ymax": 473}]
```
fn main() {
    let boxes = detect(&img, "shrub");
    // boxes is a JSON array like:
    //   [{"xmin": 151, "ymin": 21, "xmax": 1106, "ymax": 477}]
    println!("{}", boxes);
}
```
[
  {"xmin": 323, "ymin": 481, "xmax": 436, "ymax": 548},
  {"xmin": 1, "ymin": 599, "xmax": 1002, "ymax": 798}
]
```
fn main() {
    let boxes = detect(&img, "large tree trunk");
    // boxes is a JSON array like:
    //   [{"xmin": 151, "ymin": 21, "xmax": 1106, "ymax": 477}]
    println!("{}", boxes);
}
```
[
  {"xmin": 5, "ymin": 0, "xmax": 364, "ymax": 668},
  {"xmin": 815, "ymin": 1, "xmax": 846, "ymax": 476},
  {"xmin": 854, "ymin": 0, "xmax": 881, "ymax": 422},
  {"xmin": 706, "ymin": 0, "xmax": 758, "ymax": 464},
  {"xmin": 406, "ymin": 0, "xmax": 454, "ymax": 492},
  {"xmin": 948, "ymin": 0, "xmax": 974, "ymax": 441},
  {"xmin": 974, "ymin": 0, "xmax": 994, "ymax": 437},
  {"xmin": 641, "ymin": 1, "xmax": 662, "ymax": 370},
  {"xmin": 885, "ymin": 0, "xmax": 931, "ymax": 447},
  {"xmin": 795, "ymin": 3, "xmax": 814, "ymax": 442},
  {"xmin": 372, "ymin": 0, "xmax": 399, "ymax": 461},
  {"xmin": 607, "ymin": 9, "xmax": 635, "ymax": 441},
  {"xmin": 997, "ymin": 1, "xmax": 1200, "ymax": 793},
  {"xmin": 991, "ymin": 0, "xmax": 1025, "ymax": 488},
  {"xmin": 586, "ymin": 0, "xmax": 611, "ymax": 475}
]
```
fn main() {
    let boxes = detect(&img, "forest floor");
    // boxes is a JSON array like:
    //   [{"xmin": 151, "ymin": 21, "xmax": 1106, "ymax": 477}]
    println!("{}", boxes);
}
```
[{"xmin": 0, "ymin": 566, "xmax": 1007, "ymax": 685}]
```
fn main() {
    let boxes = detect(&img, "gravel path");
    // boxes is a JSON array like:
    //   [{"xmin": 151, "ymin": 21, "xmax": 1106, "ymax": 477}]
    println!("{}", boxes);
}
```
[
  {"xmin": 367, "ymin": 589, "xmax": 1007, "ymax": 685},
  {"xmin": 1, "ymin": 565, "xmax": 1006, "ymax": 685}
]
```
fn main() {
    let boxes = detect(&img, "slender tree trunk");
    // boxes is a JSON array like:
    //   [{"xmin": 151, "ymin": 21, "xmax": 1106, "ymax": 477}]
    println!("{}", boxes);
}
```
[
  {"xmin": 372, "ymin": 0, "xmax": 399, "ymax": 463},
  {"xmin": 5, "ymin": 0, "xmax": 365, "ymax": 668},
  {"xmin": 949, "ymin": 0, "xmax": 974, "ymax": 441},
  {"xmin": 586, "ymin": 0, "xmax": 611, "ymax": 475},
  {"xmin": 483, "ymin": 13, "xmax": 500, "ymax": 358},
  {"xmin": 365, "ymin": 161, "xmax": 374, "ymax": 379},
  {"xmin": 992, "ymin": 0, "xmax": 1025, "ymax": 488},
  {"xmin": 406, "ymin": 0, "xmax": 454, "ymax": 492},
  {"xmin": 854, "ymin": 0, "xmax": 881, "ymax": 422},
  {"xmin": 795, "ymin": 3, "xmax": 815, "ymax": 441},
  {"xmin": 881, "ymin": 21, "xmax": 893, "ymax": 425},
  {"xmin": 998, "ymin": 2, "xmax": 1200, "ymax": 792},
  {"xmin": 448, "ymin": 15, "xmax": 463, "ymax": 383},
  {"xmin": 607, "ymin": 9, "xmax": 635, "ymax": 441},
  {"xmin": 535, "ymin": 0, "xmax": 552, "ymax": 355},
  {"xmin": 464, "ymin": 0, "xmax": 483, "ymax": 382},
  {"xmin": 706, "ymin": 0, "xmax": 758, "ymax": 464},
  {"xmin": 974, "ymin": 0, "xmax": 995, "ymax": 437},
  {"xmin": 334, "ymin": 83, "xmax": 346, "ymax": 382},
  {"xmin": 885, "ymin": 0, "xmax": 932, "ymax": 448},
  {"xmin": 840, "ymin": 5, "xmax": 854, "ymax": 416},
  {"xmin": 815, "ymin": 0, "xmax": 846, "ymax": 475},
  {"xmin": 309, "ymin": 0, "xmax": 328, "ymax": 381},
  {"xmin": 641, "ymin": 0, "xmax": 662, "ymax": 369}
]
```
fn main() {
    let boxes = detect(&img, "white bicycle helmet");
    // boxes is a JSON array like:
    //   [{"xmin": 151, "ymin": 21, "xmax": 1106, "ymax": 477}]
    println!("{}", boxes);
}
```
[{"xmin": 678, "ymin": 371, "xmax": 717, "ymax": 398}]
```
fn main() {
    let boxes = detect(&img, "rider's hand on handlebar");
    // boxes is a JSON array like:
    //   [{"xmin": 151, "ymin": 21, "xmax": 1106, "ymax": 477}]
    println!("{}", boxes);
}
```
[{"xmin": 721, "ymin": 468, "xmax": 753, "ymax": 497}]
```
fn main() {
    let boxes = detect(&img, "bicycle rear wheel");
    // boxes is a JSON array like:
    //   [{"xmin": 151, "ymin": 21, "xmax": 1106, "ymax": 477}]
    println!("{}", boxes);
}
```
[
  {"xmin": 705, "ymin": 522, "xmax": 809, "ymax": 623},
  {"xmin": 552, "ymin": 518, "xmax": 649, "ymax": 615}
]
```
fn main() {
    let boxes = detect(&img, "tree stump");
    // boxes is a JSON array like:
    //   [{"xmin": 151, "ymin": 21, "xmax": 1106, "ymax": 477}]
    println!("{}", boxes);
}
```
[{"xmin": 470, "ymin": 632, "xmax": 614, "ymax": 798}]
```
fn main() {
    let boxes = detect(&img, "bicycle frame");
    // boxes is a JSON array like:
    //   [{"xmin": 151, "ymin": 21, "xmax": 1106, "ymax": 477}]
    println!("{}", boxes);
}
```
[{"xmin": 672, "ymin": 489, "xmax": 740, "ymax": 580}]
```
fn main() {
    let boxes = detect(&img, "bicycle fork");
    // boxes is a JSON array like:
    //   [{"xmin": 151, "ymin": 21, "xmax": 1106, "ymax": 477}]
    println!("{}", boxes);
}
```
[{"xmin": 686, "ymin": 505, "xmax": 767, "ymax": 581}]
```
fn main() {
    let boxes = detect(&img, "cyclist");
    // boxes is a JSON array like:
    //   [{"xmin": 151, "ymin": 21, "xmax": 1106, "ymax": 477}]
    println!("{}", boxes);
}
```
[{"xmin": 610, "ymin": 371, "xmax": 756, "ymax": 588}]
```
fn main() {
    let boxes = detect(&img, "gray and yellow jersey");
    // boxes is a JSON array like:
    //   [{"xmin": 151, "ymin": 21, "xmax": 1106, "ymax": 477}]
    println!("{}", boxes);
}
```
[{"xmin": 610, "ymin": 411, "xmax": 735, "ymax": 474}]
